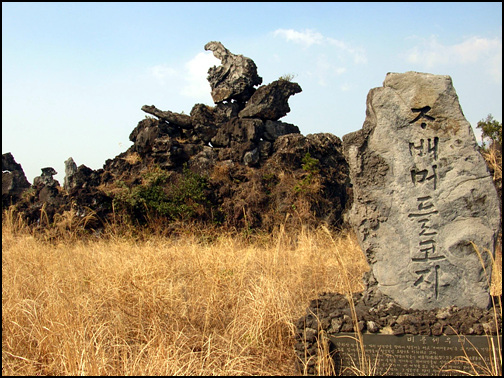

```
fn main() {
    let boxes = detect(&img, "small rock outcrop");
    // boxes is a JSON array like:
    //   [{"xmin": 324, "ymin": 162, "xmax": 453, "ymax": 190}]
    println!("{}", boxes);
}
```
[
  {"xmin": 33, "ymin": 167, "xmax": 59, "ymax": 188},
  {"xmin": 32, "ymin": 167, "xmax": 61, "ymax": 205},
  {"xmin": 2, "ymin": 152, "xmax": 31, "ymax": 208},
  {"xmin": 63, "ymin": 157, "xmax": 78, "ymax": 192},
  {"xmin": 64, "ymin": 158, "xmax": 102, "ymax": 196}
]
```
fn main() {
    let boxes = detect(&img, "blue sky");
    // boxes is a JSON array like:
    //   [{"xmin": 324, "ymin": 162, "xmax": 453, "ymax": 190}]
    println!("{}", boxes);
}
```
[{"xmin": 3, "ymin": 2, "xmax": 502, "ymax": 183}]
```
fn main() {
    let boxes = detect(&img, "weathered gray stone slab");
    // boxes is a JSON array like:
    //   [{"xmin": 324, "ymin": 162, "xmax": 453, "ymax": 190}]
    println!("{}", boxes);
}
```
[
  {"xmin": 329, "ymin": 333, "xmax": 501, "ymax": 376},
  {"xmin": 343, "ymin": 71, "xmax": 500, "ymax": 310}
]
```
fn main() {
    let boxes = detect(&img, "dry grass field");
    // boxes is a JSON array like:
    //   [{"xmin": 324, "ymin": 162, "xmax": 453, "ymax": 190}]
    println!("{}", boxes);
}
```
[
  {"xmin": 2, "ymin": 216, "xmax": 370, "ymax": 376},
  {"xmin": 3, "ymin": 207, "xmax": 501, "ymax": 376}
]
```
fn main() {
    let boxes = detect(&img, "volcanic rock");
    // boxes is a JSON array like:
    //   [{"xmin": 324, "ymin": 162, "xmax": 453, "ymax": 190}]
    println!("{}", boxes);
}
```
[
  {"xmin": 141, "ymin": 105, "xmax": 192, "ymax": 128},
  {"xmin": 205, "ymin": 41, "xmax": 262, "ymax": 104},
  {"xmin": 263, "ymin": 120, "xmax": 300, "ymax": 141},
  {"xmin": 2, "ymin": 152, "xmax": 31, "ymax": 208},
  {"xmin": 211, "ymin": 118, "xmax": 264, "ymax": 148},
  {"xmin": 33, "ymin": 167, "xmax": 61, "ymax": 205},
  {"xmin": 63, "ymin": 157, "xmax": 78, "ymax": 192},
  {"xmin": 238, "ymin": 79, "xmax": 302, "ymax": 121}
]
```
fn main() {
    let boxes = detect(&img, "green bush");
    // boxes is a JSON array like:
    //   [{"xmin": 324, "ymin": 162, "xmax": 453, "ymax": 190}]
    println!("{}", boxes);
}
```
[
  {"xmin": 477, "ymin": 114, "xmax": 502, "ymax": 149},
  {"xmin": 294, "ymin": 152, "xmax": 320, "ymax": 193},
  {"xmin": 278, "ymin": 73, "xmax": 297, "ymax": 82},
  {"xmin": 113, "ymin": 164, "xmax": 212, "ymax": 223}
]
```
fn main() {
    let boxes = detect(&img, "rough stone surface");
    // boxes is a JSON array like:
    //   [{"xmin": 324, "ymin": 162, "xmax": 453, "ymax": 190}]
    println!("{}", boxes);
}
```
[
  {"xmin": 65, "ymin": 163, "xmax": 102, "ymax": 196},
  {"xmin": 238, "ymin": 79, "xmax": 302, "ymax": 121},
  {"xmin": 32, "ymin": 167, "xmax": 62, "ymax": 206},
  {"xmin": 342, "ymin": 71, "xmax": 501, "ymax": 310},
  {"xmin": 2, "ymin": 152, "xmax": 31, "ymax": 207},
  {"xmin": 129, "ymin": 117, "xmax": 163, "ymax": 154},
  {"xmin": 263, "ymin": 120, "xmax": 300, "ymax": 141},
  {"xmin": 141, "ymin": 105, "xmax": 192, "ymax": 128},
  {"xmin": 210, "ymin": 118, "xmax": 264, "ymax": 147},
  {"xmin": 189, "ymin": 104, "xmax": 219, "ymax": 144},
  {"xmin": 205, "ymin": 41, "xmax": 262, "ymax": 104},
  {"xmin": 63, "ymin": 157, "xmax": 78, "ymax": 192},
  {"xmin": 33, "ymin": 167, "xmax": 59, "ymax": 188}
]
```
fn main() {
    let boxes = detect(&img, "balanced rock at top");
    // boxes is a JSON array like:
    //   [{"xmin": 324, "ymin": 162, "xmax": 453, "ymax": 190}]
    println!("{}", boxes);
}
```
[
  {"xmin": 205, "ymin": 41, "xmax": 262, "ymax": 104},
  {"xmin": 343, "ymin": 71, "xmax": 501, "ymax": 310}
]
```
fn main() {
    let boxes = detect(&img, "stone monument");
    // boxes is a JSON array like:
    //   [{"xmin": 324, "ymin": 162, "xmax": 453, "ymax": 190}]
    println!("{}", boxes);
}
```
[{"xmin": 342, "ymin": 71, "xmax": 501, "ymax": 310}]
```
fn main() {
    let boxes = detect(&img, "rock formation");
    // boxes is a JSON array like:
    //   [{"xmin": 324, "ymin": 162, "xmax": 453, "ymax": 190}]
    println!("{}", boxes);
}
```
[
  {"xmin": 32, "ymin": 167, "xmax": 61, "ymax": 205},
  {"xmin": 2, "ymin": 152, "xmax": 31, "ymax": 208},
  {"xmin": 141, "ymin": 105, "xmax": 192, "ymax": 128},
  {"xmin": 4, "ymin": 44, "xmax": 498, "ymax": 250},
  {"xmin": 2, "ymin": 41, "xmax": 349, "ymax": 233},
  {"xmin": 342, "ymin": 71, "xmax": 501, "ymax": 310},
  {"xmin": 238, "ymin": 79, "xmax": 302, "ymax": 120},
  {"xmin": 64, "ymin": 158, "xmax": 102, "ymax": 196},
  {"xmin": 205, "ymin": 41, "xmax": 263, "ymax": 104},
  {"xmin": 63, "ymin": 157, "xmax": 78, "ymax": 192}
]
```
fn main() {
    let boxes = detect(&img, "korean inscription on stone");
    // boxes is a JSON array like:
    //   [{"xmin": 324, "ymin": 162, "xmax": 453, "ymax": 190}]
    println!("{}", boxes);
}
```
[
  {"xmin": 342, "ymin": 71, "xmax": 501, "ymax": 310},
  {"xmin": 407, "ymin": 107, "xmax": 444, "ymax": 302}
]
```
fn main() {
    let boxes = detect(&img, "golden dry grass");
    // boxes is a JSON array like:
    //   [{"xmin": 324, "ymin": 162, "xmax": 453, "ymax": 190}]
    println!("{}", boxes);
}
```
[
  {"xmin": 481, "ymin": 145, "xmax": 502, "ymax": 184},
  {"xmin": 122, "ymin": 151, "xmax": 142, "ymax": 165},
  {"xmin": 2, "ymin": 221, "xmax": 369, "ymax": 376},
  {"xmin": 3, "ymin": 205, "xmax": 502, "ymax": 376}
]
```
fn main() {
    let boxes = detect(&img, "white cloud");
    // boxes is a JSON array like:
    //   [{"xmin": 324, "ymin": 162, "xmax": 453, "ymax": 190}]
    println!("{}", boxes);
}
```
[
  {"xmin": 340, "ymin": 83, "xmax": 351, "ymax": 92},
  {"xmin": 334, "ymin": 67, "xmax": 347, "ymax": 75},
  {"xmin": 273, "ymin": 28, "xmax": 367, "ymax": 64},
  {"xmin": 180, "ymin": 51, "xmax": 220, "ymax": 100},
  {"xmin": 405, "ymin": 35, "xmax": 502, "ymax": 82},
  {"xmin": 148, "ymin": 52, "xmax": 219, "ymax": 101},
  {"xmin": 149, "ymin": 64, "xmax": 177, "ymax": 83},
  {"xmin": 314, "ymin": 54, "xmax": 348, "ymax": 86},
  {"xmin": 327, "ymin": 37, "xmax": 367, "ymax": 64},
  {"xmin": 273, "ymin": 28, "xmax": 324, "ymax": 47}
]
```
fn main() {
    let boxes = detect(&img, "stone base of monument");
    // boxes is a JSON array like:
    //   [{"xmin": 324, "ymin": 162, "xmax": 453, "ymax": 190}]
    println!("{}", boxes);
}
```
[{"xmin": 294, "ymin": 292, "xmax": 502, "ymax": 375}]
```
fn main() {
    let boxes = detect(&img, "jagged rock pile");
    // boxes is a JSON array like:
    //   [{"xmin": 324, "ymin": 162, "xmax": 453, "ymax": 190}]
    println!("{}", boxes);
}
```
[
  {"xmin": 125, "ymin": 40, "xmax": 303, "ymax": 171},
  {"xmin": 2, "ymin": 41, "xmax": 350, "ymax": 232}
]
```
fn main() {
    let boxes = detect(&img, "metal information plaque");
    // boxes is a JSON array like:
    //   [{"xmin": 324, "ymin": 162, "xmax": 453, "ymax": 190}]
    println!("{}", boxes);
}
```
[{"xmin": 328, "ymin": 333, "xmax": 501, "ymax": 376}]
